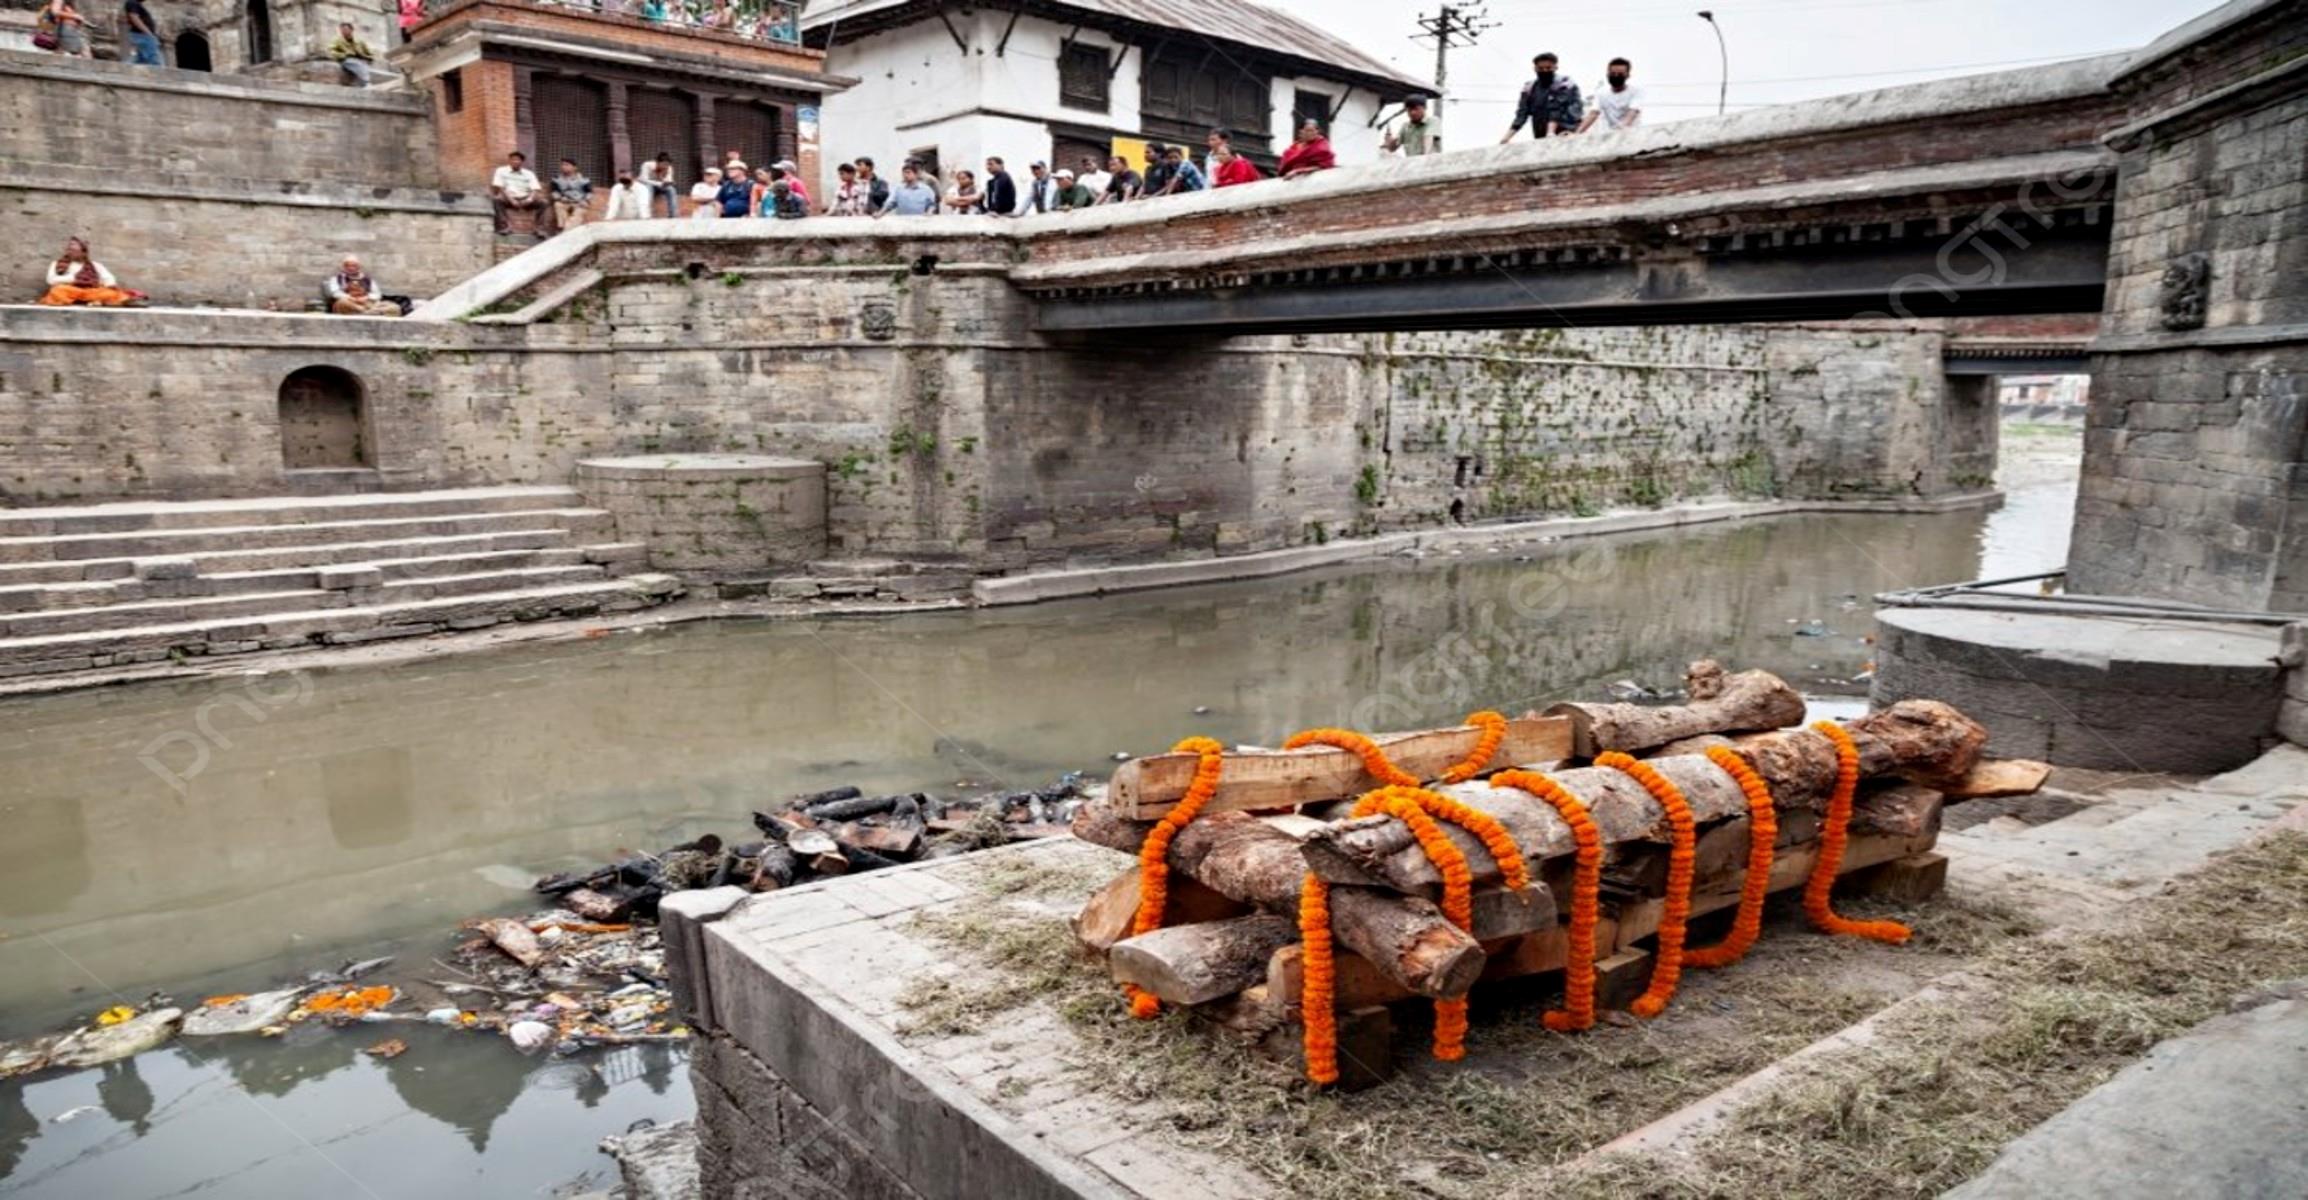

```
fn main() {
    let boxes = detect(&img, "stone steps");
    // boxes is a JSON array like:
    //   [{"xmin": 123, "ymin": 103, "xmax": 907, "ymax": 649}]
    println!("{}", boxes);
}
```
[
  {"xmin": 0, "ymin": 508, "xmax": 616, "ymax": 563},
  {"xmin": 0, "ymin": 575, "xmax": 684, "ymax": 678},
  {"xmin": 0, "ymin": 529, "xmax": 582, "ymax": 584},
  {"xmin": 0, "ymin": 485, "xmax": 588, "ymax": 536},
  {"xmin": 0, "ymin": 487, "xmax": 682, "ymax": 681}
]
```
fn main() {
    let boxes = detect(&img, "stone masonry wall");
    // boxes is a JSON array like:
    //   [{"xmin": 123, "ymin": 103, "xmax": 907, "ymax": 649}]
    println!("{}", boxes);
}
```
[
  {"xmin": 2065, "ymin": 2, "xmax": 2308, "ymax": 609},
  {"xmin": 0, "ymin": 49, "xmax": 493, "ymax": 308},
  {"xmin": 0, "ymin": 257, "xmax": 1972, "ymax": 569},
  {"xmin": 0, "ymin": 50, "xmax": 442, "ymax": 187}
]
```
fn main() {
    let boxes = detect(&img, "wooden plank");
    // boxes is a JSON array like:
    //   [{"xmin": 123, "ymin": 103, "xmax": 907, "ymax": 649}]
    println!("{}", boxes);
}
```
[
  {"xmin": 1114, "ymin": 715, "xmax": 1576, "ymax": 820},
  {"xmin": 1944, "ymin": 758, "xmax": 2053, "ymax": 800},
  {"xmin": 1611, "ymin": 831, "xmax": 1939, "ymax": 951}
]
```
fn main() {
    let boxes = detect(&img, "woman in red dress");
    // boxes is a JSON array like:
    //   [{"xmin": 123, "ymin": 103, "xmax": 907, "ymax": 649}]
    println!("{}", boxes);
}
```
[{"xmin": 1278, "ymin": 120, "xmax": 1336, "ymax": 179}]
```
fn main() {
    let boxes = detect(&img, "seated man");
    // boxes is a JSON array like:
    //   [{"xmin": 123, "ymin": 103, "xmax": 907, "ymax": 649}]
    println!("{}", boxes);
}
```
[
  {"xmin": 326, "ymin": 256, "xmax": 400, "ymax": 316},
  {"xmin": 490, "ymin": 150, "xmax": 547, "ymax": 235},
  {"xmin": 39, "ymin": 237, "xmax": 145, "ymax": 306},
  {"xmin": 328, "ymin": 21, "xmax": 377, "ymax": 87},
  {"xmin": 550, "ymin": 158, "xmax": 594, "ymax": 231},
  {"xmin": 762, "ymin": 178, "xmax": 807, "ymax": 219},
  {"xmin": 689, "ymin": 167, "xmax": 723, "ymax": 218}
]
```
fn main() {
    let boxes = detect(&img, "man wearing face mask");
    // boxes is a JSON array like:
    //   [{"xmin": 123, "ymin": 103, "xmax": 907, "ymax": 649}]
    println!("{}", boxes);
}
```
[
  {"xmin": 1500, "ymin": 52, "xmax": 1584, "ymax": 141},
  {"xmin": 1580, "ymin": 57, "xmax": 1644, "ymax": 132}
]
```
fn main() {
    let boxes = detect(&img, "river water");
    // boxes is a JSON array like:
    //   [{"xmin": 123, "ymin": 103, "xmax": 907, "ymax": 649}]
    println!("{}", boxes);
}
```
[{"xmin": 0, "ymin": 428, "xmax": 2079, "ymax": 1198}]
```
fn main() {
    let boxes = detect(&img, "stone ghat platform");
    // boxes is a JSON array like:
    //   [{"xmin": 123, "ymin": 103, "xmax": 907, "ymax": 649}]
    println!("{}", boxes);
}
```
[
  {"xmin": 665, "ymin": 840, "xmax": 1267, "ymax": 1200},
  {"xmin": 1872, "ymin": 601, "xmax": 2304, "ymax": 774}
]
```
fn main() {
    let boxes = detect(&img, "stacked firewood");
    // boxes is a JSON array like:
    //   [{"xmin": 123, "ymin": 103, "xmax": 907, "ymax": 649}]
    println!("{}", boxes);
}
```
[{"xmin": 1070, "ymin": 662, "xmax": 2017, "ymax": 1087}]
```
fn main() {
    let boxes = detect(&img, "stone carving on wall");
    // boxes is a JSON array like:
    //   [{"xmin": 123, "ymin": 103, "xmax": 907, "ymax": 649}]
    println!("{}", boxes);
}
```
[
  {"xmin": 859, "ymin": 300, "xmax": 898, "ymax": 341},
  {"xmin": 2158, "ymin": 252, "xmax": 2210, "ymax": 331}
]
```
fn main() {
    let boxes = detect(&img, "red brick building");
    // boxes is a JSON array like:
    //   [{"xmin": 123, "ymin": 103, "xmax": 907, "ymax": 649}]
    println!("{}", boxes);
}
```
[{"xmin": 392, "ymin": 0, "xmax": 855, "ymax": 204}]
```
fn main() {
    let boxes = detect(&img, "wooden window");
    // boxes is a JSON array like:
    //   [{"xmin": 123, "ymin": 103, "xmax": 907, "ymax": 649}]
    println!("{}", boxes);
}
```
[
  {"xmin": 1293, "ymin": 88, "xmax": 1335, "ymax": 134},
  {"xmin": 441, "ymin": 67, "xmax": 463, "ymax": 114},
  {"xmin": 629, "ymin": 88, "xmax": 697, "ymax": 183},
  {"xmin": 534, "ymin": 75, "xmax": 611, "ymax": 184},
  {"xmin": 717, "ymin": 102, "xmax": 782, "ymax": 174},
  {"xmin": 1141, "ymin": 46, "xmax": 1270, "ymax": 151},
  {"xmin": 1058, "ymin": 41, "xmax": 1110, "ymax": 111}
]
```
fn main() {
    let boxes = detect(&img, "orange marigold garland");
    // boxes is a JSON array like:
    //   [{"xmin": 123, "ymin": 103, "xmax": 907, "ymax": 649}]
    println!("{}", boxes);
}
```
[
  {"xmin": 1684, "ymin": 745, "xmax": 1780, "ymax": 969},
  {"xmin": 1123, "ymin": 735, "xmax": 1227, "ymax": 1018},
  {"xmin": 1595, "ymin": 751, "xmax": 1697, "ymax": 1018},
  {"xmin": 1298, "ymin": 871, "xmax": 1342, "ymax": 1084},
  {"xmin": 1802, "ymin": 721, "xmax": 1912, "ymax": 945},
  {"xmin": 1439, "ymin": 710, "xmax": 1510, "ymax": 784},
  {"xmin": 1299, "ymin": 783, "xmax": 1531, "ymax": 1080},
  {"xmin": 1282, "ymin": 727, "xmax": 1420, "ymax": 787},
  {"xmin": 1491, "ymin": 768, "xmax": 1604, "ymax": 1033}
]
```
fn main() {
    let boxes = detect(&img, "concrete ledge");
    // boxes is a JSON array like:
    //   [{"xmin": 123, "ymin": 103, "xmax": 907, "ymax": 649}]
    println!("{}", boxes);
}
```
[{"xmin": 973, "ymin": 493, "xmax": 2003, "ymax": 607}]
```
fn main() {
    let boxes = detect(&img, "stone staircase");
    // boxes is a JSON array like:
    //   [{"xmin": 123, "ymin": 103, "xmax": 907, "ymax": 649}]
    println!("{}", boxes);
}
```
[{"xmin": 0, "ymin": 486, "xmax": 683, "ymax": 679}]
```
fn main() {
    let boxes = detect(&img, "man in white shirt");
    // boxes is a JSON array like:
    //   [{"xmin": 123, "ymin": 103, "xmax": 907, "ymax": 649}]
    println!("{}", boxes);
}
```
[
  {"xmin": 689, "ymin": 168, "xmax": 723, "ymax": 218},
  {"xmin": 641, "ymin": 153, "xmax": 680, "ymax": 217},
  {"xmin": 489, "ymin": 150, "xmax": 546, "ymax": 234},
  {"xmin": 603, "ymin": 168, "xmax": 651, "ymax": 220},
  {"xmin": 1075, "ymin": 154, "xmax": 1110, "ymax": 199},
  {"xmin": 1580, "ymin": 57, "xmax": 1643, "ymax": 132}
]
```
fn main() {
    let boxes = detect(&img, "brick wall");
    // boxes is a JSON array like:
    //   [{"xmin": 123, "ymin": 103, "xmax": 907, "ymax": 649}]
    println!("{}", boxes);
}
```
[{"xmin": 2066, "ymin": 1, "xmax": 2308, "ymax": 609}]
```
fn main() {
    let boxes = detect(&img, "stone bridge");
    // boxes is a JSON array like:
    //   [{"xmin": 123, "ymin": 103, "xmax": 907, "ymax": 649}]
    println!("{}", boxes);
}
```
[{"xmin": 425, "ymin": 54, "xmax": 2129, "ymax": 334}]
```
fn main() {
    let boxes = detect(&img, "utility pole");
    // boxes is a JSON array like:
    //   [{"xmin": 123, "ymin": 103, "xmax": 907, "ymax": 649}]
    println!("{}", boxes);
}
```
[{"xmin": 1414, "ymin": 4, "xmax": 1496, "ymax": 147}]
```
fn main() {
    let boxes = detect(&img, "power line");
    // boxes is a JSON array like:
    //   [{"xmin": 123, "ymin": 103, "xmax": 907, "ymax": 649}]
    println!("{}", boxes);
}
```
[
  {"xmin": 1448, "ymin": 49, "xmax": 2120, "ymax": 97},
  {"xmin": 1414, "ymin": 5, "xmax": 1499, "ymax": 104}
]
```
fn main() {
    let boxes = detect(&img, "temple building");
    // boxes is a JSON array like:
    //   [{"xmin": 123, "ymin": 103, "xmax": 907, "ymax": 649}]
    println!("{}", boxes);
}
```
[{"xmin": 800, "ymin": 0, "xmax": 1429, "ymax": 180}]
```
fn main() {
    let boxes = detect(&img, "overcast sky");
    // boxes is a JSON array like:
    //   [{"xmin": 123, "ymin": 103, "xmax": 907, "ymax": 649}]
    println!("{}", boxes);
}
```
[{"xmin": 1260, "ymin": 0, "xmax": 2225, "ymax": 135}]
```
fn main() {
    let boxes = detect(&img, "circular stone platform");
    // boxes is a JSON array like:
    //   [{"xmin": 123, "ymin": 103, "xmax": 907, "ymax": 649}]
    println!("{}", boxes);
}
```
[{"xmin": 1872, "ymin": 605, "xmax": 2288, "ymax": 774}]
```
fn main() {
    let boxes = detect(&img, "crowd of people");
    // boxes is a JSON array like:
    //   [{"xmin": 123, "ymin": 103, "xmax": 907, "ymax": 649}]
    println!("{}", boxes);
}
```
[
  {"xmin": 26, "ymin": 47, "xmax": 1643, "ymax": 309},
  {"xmin": 476, "ymin": 51, "xmax": 1640, "ymax": 230}
]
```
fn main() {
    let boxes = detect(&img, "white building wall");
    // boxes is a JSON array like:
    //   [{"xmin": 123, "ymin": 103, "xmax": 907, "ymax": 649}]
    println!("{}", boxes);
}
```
[
  {"xmin": 820, "ymin": 13, "xmax": 1400, "ymax": 187},
  {"xmin": 1272, "ymin": 74, "xmax": 1392, "ymax": 165}
]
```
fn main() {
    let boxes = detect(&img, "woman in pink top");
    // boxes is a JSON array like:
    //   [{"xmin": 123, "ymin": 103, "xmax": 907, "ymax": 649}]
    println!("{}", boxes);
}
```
[{"xmin": 397, "ymin": 0, "xmax": 424, "ymax": 41}]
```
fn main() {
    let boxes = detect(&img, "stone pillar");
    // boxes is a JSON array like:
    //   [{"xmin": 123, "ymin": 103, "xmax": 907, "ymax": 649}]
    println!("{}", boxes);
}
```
[
  {"xmin": 2064, "ymin": 3, "xmax": 2308, "ymax": 610},
  {"xmin": 1937, "ymin": 374, "xmax": 2002, "ymax": 496}
]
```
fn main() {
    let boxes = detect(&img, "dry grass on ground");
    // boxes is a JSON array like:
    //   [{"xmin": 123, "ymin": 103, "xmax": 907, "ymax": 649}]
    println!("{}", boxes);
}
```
[
  {"xmin": 1559, "ymin": 831, "xmax": 2308, "ymax": 1199},
  {"xmin": 893, "ymin": 844, "xmax": 2079, "ymax": 1200}
]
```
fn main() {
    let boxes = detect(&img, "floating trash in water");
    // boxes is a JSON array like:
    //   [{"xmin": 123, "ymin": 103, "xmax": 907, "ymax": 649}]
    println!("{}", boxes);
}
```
[{"xmin": 48, "ymin": 1106, "xmax": 101, "ymax": 1124}]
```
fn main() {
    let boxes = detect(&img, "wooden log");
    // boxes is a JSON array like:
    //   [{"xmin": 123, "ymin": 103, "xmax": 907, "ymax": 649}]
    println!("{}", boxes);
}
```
[
  {"xmin": 1258, "ymin": 1005, "xmax": 1393, "ymax": 1091},
  {"xmin": 1547, "ymin": 661, "xmax": 1806, "ymax": 755},
  {"xmin": 472, "ymin": 918, "xmax": 543, "ymax": 968},
  {"xmin": 1110, "ymin": 914, "xmax": 1302, "ymax": 1005},
  {"xmin": 835, "ymin": 822, "xmax": 923, "ymax": 859},
  {"xmin": 1592, "ymin": 949, "xmax": 1657, "ymax": 1011},
  {"xmin": 1070, "ymin": 809, "xmax": 1490, "ymax": 998},
  {"xmin": 1841, "ymin": 851, "xmax": 1950, "ymax": 903},
  {"xmin": 1943, "ymin": 758, "xmax": 2052, "ymax": 800},
  {"xmin": 562, "ymin": 888, "xmax": 630, "ymax": 923},
  {"xmin": 1112, "ymin": 715, "xmax": 1574, "ymax": 820},
  {"xmin": 750, "ymin": 841, "xmax": 798, "ymax": 891},
  {"xmin": 1301, "ymin": 701, "xmax": 1983, "ymax": 897},
  {"xmin": 1072, "ymin": 865, "xmax": 1252, "ymax": 954}
]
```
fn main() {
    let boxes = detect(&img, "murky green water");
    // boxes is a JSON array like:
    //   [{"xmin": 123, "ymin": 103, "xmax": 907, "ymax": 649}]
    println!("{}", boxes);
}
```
[{"xmin": 0, "ymin": 442, "xmax": 2076, "ymax": 1197}]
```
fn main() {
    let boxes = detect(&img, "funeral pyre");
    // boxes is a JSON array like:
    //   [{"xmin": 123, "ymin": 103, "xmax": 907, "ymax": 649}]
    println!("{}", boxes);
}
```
[{"xmin": 1068, "ymin": 662, "xmax": 2042, "ymax": 1087}]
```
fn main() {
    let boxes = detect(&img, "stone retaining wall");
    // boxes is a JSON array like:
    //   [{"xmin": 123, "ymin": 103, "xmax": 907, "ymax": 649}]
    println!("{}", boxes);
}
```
[
  {"xmin": 576, "ymin": 455, "xmax": 828, "ymax": 576},
  {"xmin": 0, "ymin": 265, "xmax": 1980, "ymax": 571}
]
